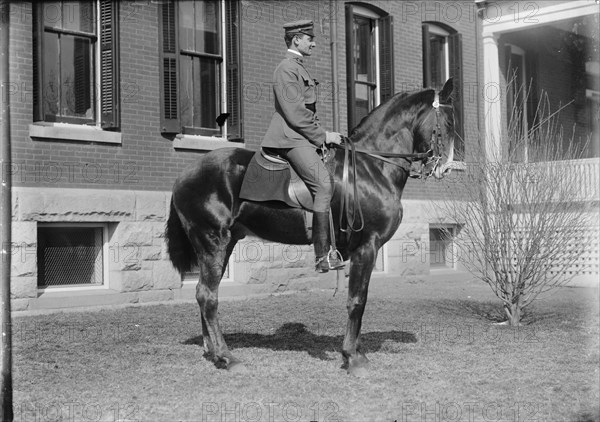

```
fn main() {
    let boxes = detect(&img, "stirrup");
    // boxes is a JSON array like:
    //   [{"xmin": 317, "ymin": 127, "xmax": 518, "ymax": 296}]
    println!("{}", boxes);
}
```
[{"xmin": 315, "ymin": 247, "xmax": 345, "ymax": 273}]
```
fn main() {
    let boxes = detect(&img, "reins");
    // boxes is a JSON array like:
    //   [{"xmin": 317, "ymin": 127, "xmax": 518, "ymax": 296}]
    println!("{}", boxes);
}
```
[{"xmin": 331, "ymin": 93, "xmax": 451, "ymax": 238}]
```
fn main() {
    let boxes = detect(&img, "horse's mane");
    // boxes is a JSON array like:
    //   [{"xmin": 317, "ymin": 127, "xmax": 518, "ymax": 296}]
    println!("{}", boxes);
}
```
[{"xmin": 348, "ymin": 89, "xmax": 435, "ymax": 142}]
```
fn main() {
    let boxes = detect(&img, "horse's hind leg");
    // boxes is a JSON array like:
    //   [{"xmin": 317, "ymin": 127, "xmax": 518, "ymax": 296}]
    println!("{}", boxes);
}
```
[
  {"xmin": 194, "ymin": 235, "xmax": 246, "ymax": 371},
  {"xmin": 342, "ymin": 242, "xmax": 377, "ymax": 377}
]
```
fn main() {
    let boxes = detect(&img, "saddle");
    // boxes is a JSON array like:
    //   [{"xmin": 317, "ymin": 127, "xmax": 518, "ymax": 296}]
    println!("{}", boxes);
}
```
[{"xmin": 239, "ymin": 149, "xmax": 315, "ymax": 210}]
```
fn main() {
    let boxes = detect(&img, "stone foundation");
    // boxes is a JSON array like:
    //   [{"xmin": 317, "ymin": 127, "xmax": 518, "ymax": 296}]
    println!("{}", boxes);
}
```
[{"xmin": 10, "ymin": 187, "xmax": 516, "ymax": 311}]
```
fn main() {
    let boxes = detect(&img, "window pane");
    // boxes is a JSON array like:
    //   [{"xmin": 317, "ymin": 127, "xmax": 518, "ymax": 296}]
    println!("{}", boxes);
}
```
[
  {"xmin": 198, "ymin": 57, "xmax": 219, "ymax": 128},
  {"xmin": 43, "ymin": 31, "xmax": 60, "ymax": 118},
  {"xmin": 180, "ymin": 55, "xmax": 193, "ymax": 127},
  {"xmin": 429, "ymin": 34, "xmax": 447, "ymax": 89},
  {"xmin": 43, "ymin": 1, "xmax": 95, "ymax": 33},
  {"xmin": 355, "ymin": 82, "xmax": 375, "ymax": 126},
  {"xmin": 179, "ymin": 0, "xmax": 195, "ymax": 51},
  {"xmin": 196, "ymin": 0, "xmax": 220, "ymax": 55},
  {"xmin": 61, "ymin": 36, "xmax": 94, "ymax": 118},
  {"xmin": 353, "ymin": 16, "xmax": 374, "ymax": 83},
  {"xmin": 180, "ymin": 55, "xmax": 220, "ymax": 130},
  {"xmin": 63, "ymin": 1, "xmax": 95, "ymax": 34},
  {"xmin": 43, "ymin": 2, "xmax": 62, "ymax": 29}
]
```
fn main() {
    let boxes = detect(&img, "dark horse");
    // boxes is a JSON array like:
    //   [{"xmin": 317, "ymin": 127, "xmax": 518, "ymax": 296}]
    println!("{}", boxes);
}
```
[{"xmin": 166, "ymin": 79, "xmax": 456, "ymax": 376}]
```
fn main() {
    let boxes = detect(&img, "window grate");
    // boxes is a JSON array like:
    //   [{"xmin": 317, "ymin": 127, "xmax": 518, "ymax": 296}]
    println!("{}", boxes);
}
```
[{"xmin": 38, "ymin": 226, "xmax": 103, "ymax": 287}]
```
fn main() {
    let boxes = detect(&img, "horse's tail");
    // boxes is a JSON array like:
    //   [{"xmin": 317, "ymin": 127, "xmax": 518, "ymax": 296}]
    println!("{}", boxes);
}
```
[{"xmin": 165, "ymin": 199, "xmax": 198, "ymax": 274}]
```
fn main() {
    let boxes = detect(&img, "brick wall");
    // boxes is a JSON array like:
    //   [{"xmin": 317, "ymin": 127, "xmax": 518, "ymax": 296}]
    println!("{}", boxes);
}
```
[
  {"xmin": 9, "ymin": 1, "xmax": 480, "ymax": 198},
  {"xmin": 8, "ymin": 2, "xmax": 204, "ymax": 192}
]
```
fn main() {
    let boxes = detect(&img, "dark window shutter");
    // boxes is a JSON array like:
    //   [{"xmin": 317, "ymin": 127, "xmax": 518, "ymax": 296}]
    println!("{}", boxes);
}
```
[
  {"xmin": 226, "ymin": 0, "xmax": 243, "ymax": 141},
  {"xmin": 32, "ymin": 3, "xmax": 44, "ymax": 122},
  {"xmin": 422, "ymin": 24, "xmax": 431, "ymax": 88},
  {"xmin": 74, "ymin": 38, "xmax": 92, "ymax": 115},
  {"xmin": 158, "ymin": 0, "xmax": 180, "ymax": 133},
  {"xmin": 378, "ymin": 15, "xmax": 394, "ymax": 104},
  {"xmin": 100, "ymin": 0, "xmax": 120, "ymax": 130},
  {"xmin": 448, "ymin": 32, "xmax": 464, "ymax": 158},
  {"xmin": 345, "ymin": 4, "xmax": 357, "ymax": 132}
]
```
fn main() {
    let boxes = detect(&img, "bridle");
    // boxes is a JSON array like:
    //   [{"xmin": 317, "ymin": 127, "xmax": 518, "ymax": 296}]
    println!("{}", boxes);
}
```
[
  {"xmin": 334, "ymin": 93, "xmax": 450, "ymax": 175},
  {"xmin": 331, "ymin": 93, "xmax": 452, "ymax": 236},
  {"xmin": 417, "ymin": 92, "xmax": 453, "ymax": 179}
]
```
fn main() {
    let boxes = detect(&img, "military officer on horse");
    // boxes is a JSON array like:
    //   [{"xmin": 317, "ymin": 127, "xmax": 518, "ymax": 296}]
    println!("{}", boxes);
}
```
[{"xmin": 261, "ymin": 20, "xmax": 344, "ymax": 273}]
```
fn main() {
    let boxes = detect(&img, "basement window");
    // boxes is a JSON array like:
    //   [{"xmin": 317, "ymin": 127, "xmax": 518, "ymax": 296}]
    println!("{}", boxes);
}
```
[
  {"xmin": 37, "ymin": 224, "xmax": 106, "ymax": 288},
  {"xmin": 429, "ymin": 226, "xmax": 457, "ymax": 270}
]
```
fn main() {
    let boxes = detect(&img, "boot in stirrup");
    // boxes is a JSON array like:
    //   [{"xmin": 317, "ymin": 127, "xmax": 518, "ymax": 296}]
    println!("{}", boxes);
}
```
[{"xmin": 313, "ymin": 211, "xmax": 344, "ymax": 273}]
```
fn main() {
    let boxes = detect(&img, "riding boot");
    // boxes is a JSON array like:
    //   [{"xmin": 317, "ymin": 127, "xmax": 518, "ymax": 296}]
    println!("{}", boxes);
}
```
[{"xmin": 313, "ymin": 211, "xmax": 344, "ymax": 273}]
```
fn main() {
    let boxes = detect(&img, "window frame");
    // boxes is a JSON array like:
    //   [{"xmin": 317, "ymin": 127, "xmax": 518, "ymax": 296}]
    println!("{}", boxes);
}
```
[
  {"xmin": 37, "ymin": 223, "xmax": 110, "ymax": 292},
  {"xmin": 345, "ymin": 3, "xmax": 394, "ymax": 132},
  {"xmin": 429, "ymin": 225, "xmax": 459, "ymax": 271},
  {"xmin": 32, "ymin": 0, "xmax": 120, "ymax": 131},
  {"xmin": 159, "ymin": 0, "xmax": 243, "ymax": 143}
]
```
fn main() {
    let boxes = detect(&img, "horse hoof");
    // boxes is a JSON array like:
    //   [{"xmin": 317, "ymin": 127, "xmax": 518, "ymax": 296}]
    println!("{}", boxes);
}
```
[{"xmin": 227, "ymin": 361, "xmax": 248, "ymax": 373}]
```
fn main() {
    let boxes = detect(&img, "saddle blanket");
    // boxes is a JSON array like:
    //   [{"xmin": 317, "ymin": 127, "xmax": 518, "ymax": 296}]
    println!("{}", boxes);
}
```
[{"xmin": 239, "ymin": 150, "xmax": 313, "ymax": 210}]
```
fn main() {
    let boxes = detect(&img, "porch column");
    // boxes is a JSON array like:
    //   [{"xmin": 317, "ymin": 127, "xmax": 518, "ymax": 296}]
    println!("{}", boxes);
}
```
[{"xmin": 482, "ymin": 31, "xmax": 502, "ymax": 162}]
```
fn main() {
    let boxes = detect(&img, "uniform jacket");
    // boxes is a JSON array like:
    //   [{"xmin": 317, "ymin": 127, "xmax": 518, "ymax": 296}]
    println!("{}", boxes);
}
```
[{"xmin": 261, "ymin": 51, "xmax": 326, "ymax": 149}]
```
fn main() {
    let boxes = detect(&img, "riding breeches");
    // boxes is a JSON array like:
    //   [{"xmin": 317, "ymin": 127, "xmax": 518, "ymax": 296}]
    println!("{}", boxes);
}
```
[{"xmin": 270, "ymin": 146, "xmax": 333, "ymax": 213}]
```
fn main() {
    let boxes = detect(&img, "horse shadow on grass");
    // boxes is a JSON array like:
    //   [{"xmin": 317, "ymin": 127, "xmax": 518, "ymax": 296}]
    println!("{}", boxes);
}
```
[{"xmin": 183, "ymin": 322, "xmax": 417, "ymax": 361}]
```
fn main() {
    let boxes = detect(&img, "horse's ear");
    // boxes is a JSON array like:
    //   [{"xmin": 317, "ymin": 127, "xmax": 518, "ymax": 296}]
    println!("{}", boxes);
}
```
[{"xmin": 439, "ymin": 78, "xmax": 454, "ymax": 103}]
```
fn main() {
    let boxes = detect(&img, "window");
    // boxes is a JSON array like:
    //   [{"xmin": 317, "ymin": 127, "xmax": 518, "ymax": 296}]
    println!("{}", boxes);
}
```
[
  {"xmin": 423, "ymin": 23, "xmax": 464, "ymax": 159},
  {"xmin": 159, "ymin": 0, "xmax": 242, "ymax": 140},
  {"xmin": 345, "ymin": 4, "xmax": 394, "ymax": 131},
  {"xmin": 37, "ymin": 225, "xmax": 106, "ymax": 288},
  {"xmin": 33, "ymin": 1, "xmax": 120, "ymax": 129},
  {"xmin": 429, "ymin": 226, "xmax": 457, "ymax": 270}
]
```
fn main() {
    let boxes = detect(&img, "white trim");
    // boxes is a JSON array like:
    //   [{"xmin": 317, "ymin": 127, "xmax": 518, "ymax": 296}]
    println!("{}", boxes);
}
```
[
  {"xmin": 220, "ymin": 0, "xmax": 228, "ymax": 139},
  {"xmin": 37, "ymin": 223, "xmax": 110, "ymax": 292},
  {"xmin": 481, "ymin": 1, "xmax": 599, "ymax": 35},
  {"xmin": 374, "ymin": 18, "xmax": 381, "ymax": 106},
  {"xmin": 173, "ymin": 134, "xmax": 242, "ymax": 151},
  {"xmin": 482, "ymin": 33, "xmax": 502, "ymax": 161},
  {"xmin": 352, "ymin": 5, "xmax": 380, "ymax": 20},
  {"xmin": 29, "ymin": 123, "xmax": 122, "ymax": 144},
  {"xmin": 428, "ymin": 24, "xmax": 451, "ymax": 84}
]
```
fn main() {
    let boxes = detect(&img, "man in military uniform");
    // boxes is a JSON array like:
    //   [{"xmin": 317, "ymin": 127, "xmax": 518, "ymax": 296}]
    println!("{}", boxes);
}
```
[{"xmin": 261, "ymin": 20, "xmax": 343, "ymax": 273}]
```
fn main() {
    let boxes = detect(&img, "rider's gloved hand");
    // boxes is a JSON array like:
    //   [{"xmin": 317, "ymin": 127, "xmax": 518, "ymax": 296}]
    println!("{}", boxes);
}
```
[{"xmin": 325, "ymin": 131, "xmax": 342, "ymax": 145}]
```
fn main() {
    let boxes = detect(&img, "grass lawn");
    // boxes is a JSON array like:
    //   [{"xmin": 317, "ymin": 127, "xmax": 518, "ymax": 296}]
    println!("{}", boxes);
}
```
[{"xmin": 12, "ymin": 277, "xmax": 599, "ymax": 422}]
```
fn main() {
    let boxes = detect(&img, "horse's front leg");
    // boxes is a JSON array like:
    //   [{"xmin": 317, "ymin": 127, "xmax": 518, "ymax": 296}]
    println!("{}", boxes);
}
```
[
  {"xmin": 342, "ymin": 242, "xmax": 377, "ymax": 377},
  {"xmin": 196, "ymin": 272, "xmax": 246, "ymax": 372}
]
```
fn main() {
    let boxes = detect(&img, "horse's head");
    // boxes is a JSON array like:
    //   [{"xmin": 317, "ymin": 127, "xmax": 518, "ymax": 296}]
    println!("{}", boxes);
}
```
[{"xmin": 414, "ymin": 78, "xmax": 456, "ymax": 179}]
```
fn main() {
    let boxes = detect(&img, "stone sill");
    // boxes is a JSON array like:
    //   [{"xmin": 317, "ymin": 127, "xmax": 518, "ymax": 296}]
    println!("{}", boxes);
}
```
[
  {"xmin": 173, "ymin": 134, "xmax": 243, "ymax": 151},
  {"xmin": 29, "ymin": 123, "xmax": 122, "ymax": 144}
]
